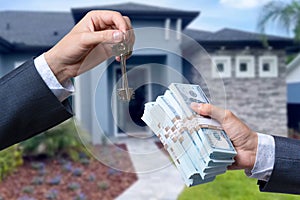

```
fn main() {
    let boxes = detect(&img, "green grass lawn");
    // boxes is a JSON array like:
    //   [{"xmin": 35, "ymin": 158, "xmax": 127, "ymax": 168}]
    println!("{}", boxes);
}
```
[{"xmin": 178, "ymin": 170, "xmax": 299, "ymax": 200}]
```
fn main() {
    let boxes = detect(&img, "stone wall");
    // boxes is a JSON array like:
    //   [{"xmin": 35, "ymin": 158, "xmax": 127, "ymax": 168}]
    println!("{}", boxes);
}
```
[{"xmin": 186, "ymin": 49, "xmax": 287, "ymax": 137}]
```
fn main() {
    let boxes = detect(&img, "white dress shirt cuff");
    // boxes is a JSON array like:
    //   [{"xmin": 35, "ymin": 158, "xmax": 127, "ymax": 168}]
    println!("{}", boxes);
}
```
[
  {"xmin": 34, "ymin": 54, "xmax": 74, "ymax": 102},
  {"xmin": 245, "ymin": 133, "xmax": 275, "ymax": 182}
]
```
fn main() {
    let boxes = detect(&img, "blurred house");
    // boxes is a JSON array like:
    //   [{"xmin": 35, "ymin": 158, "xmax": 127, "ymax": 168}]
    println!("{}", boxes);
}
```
[
  {"xmin": 183, "ymin": 28, "xmax": 293, "ymax": 136},
  {"xmin": 287, "ymin": 54, "xmax": 300, "ymax": 132},
  {"xmin": 0, "ymin": 3, "xmax": 294, "ymax": 142}
]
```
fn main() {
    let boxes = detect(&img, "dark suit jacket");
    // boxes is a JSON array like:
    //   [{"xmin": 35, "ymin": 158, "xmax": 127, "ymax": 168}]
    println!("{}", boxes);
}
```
[
  {"xmin": 0, "ymin": 58, "xmax": 73, "ymax": 150},
  {"xmin": 259, "ymin": 136, "xmax": 300, "ymax": 194}
]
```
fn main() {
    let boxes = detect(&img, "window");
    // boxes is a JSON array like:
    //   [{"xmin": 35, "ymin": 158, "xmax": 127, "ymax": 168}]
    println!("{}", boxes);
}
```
[
  {"xmin": 263, "ymin": 63, "xmax": 270, "ymax": 72},
  {"xmin": 259, "ymin": 56, "xmax": 278, "ymax": 77},
  {"xmin": 239, "ymin": 63, "xmax": 248, "ymax": 72},
  {"xmin": 235, "ymin": 56, "xmax": 255, "ymax": 78},
  {"xmin": 212, "ymin": 56, "xmax": 231, "ymax": 78},
  {"xmin": 217, "ymin": 63, "xmax": 224, "ymax": 72}
]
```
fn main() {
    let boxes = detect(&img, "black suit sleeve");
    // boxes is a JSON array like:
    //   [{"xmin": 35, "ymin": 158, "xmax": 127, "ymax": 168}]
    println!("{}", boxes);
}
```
[
  {"xmin": 258, "ymin": 136, "xmax": 300, "ymax": 194},
  {"xmin": 0, "ymin": 58, "xmax": 73, "ymax": 150}
]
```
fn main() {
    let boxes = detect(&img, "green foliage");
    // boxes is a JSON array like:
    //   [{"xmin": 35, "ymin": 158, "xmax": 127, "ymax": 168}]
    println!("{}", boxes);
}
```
[
  {"xmin": 0, "ymin": 144, "xmax": 23, "ymax": 181},
  {"xmin": 257, "ymin": 0, "xmax": 300, "ymax": 42},
  {"xmin": 22, "ymin": 185, "xmax": 34, "ymax": 194},
  {"xmin": 178, "ymin": 170, "xmax": 300, "ymax": 200},
  {"xmin": 31, "ymin": 176, "xmax": 44, "ymax": 185},
  {"xmin": 20, "ymin": 120, "xmax": 90, "ymax": 161},
  {"xmin": 67, "ymin": 182, "xmax": 81, "ymax": 191},
  {"xmin": 45, "ymin": 189, "xmax": 58, "ymax": 200},
  {"xmin": 98, "ymin": 181, "xmax": 110, "ymax": 190},
  {"xmin": 287, "ymin": 54, "xmax": 298, "ymax": 64}
]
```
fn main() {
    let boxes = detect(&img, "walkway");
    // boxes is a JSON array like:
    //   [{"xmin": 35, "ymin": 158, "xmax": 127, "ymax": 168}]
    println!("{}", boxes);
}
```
[{"xmin": 115, "ymin": 137, "xmax": 185, "ymax": 200}]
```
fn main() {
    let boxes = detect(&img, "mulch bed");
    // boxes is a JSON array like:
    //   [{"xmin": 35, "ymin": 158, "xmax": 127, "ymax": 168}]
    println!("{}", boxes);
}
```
[{"xmin": 0, "ymin": 144, "xmax": 137, "ymax": 200}]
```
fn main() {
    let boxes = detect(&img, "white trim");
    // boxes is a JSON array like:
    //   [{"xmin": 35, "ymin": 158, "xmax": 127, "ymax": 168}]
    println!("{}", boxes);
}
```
[
  {"xmin": 112, "ymin": 64, "xmax": 119, "ymax": 137},
  {"xmin": 176, "ymin": 18, "xmax": 182, "ymax": 40},
  {"xmin": 235, "ymin": 56, "xmax": 255, "ymax": 78},
  {"xmin": 165, "ymin": 18, "xmax": 171, "ymax": 40},
  {"xmin": 212, "ymin": 56, "xmax": 232, "ymax": 78},
  {"xmin": 74, "ymin": 76, "xmax": 81, "ymax": 123},
  {"xmin": 259, "ymin": 56, "xmax": 278, "ymax": 77}
]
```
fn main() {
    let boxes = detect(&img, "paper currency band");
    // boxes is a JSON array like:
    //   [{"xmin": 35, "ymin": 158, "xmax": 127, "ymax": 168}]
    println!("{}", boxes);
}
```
[
  {"xmin": 189, "ymin": 115, "xmax": 223, "ymax": 130},
  {"xmin": 178, "ymin": 136, "xmax": 184, "ymax": 143},
  {"xmin": 171, "ymin": 116, "xmax": 181, "ymax": 123},
  {"xmin": 178, "ymin": 127, "xmax": 188, "ymax": 134},
  {"xmin": 163, "ymin": 143, "xmax": 168, "ymax": 149},
  {"xmin": 195, "ymin": 124, "xmax": 223, "ymax": 130},
  {"xmin": 171, "ymin": 136, "xmax": 178, "ymax": 142}
]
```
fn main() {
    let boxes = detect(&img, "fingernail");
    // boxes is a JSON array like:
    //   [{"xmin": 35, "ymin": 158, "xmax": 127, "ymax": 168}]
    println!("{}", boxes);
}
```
[
  {"xmin": 190, "ymin": 102, "xmax": 201, "ymax": 109},
  {"xmin": 113, "ymin": 31, "xmax": 122, "ymax": 42}
]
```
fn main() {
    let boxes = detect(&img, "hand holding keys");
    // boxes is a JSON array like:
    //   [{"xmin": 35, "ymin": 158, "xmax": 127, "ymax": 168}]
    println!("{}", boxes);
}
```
[{"xmin": 112, "ymin": 32, "xmax": 135, "ymax": 101}]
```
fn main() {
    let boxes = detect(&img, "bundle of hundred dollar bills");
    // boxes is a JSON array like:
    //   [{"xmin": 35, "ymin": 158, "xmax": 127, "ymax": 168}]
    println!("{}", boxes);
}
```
[{"xmin": 141, "ymin": 83, "xmax": 237, "ymax": 187}]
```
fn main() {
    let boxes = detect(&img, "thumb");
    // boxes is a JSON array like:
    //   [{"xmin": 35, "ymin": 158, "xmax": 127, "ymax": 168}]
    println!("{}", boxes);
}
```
[
  {"xmin": 80, "ymin": 30, "xmax": 124, "ymax": 47},
  {"xmin": 190, "ymin": 103, "xmax": 226, "ymax": 123}
]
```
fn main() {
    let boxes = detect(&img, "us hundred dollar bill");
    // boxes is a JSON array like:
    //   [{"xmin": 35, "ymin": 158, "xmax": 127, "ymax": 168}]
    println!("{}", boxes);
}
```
[
  {"xmin": 141, "ymin": 83, "xmax": 237, "ymax": 186},
  {"xmin": 168, "ymin": 83, "xmax": 236, "ymax": 158},
  {"xmin": 156, "ymin": 96, "xmax": 212, "ymax": 175},
  {"xmin": 142, "ymin": 103, "xmax": 215, "ymax": 185},
  {"xmin": 158, "ymin": 93, "xmax": 235, "ymax": 164}
]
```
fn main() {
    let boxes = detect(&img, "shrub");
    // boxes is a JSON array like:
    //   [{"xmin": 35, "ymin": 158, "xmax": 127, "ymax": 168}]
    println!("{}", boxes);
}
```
[
  {"xmin": 17, "ymin": 196, "xmax": 36, "ymax": 200},
  {"xmin": 0, "ymin": 144, "xmax": 23, "ymax": 180},
  {"xmin": 67, "ymin": 182, "xmax": 80, "ymax": 191},
  {"xmin": 62, "ymin": 162, "xmax": 73, "ymax": 172},
  {"xmin": 98, "ymin": 181, "xmax": 109, "ymax": 190},
  {"xmin": 30, "ymin": 162, "xmax": 45, "ymax": 170},
  {"xmin": 73, "ymin": 193, "xmax": 86, "ymax": 200},
  {"xmin": 20, "ymin": 120, "xmax": 90, "ymax": 161},
  {"xmin": 45, "ymin": 189, "xmax": 59, "ymax": 200},
  {"xmin": 87, "ymin": 173, "xmax": 96, "ymax": 182},
  {"xmin": 31, "ymin": 176, "xmax": 44, "ymax": 185},
  {"xmin": 22, "ymin": 186, "xmax": 34, "ymax": 194},
  {"xmin": 47, "ymin": 175, "xmax": 61, "ymax": 185},
  {"xmin": 72, "ymin": 168, "xmax": 83, "ymax": 176},
  {"xmin": 79, "ymin": 158, "xmax": 90, "ymax": 165}
]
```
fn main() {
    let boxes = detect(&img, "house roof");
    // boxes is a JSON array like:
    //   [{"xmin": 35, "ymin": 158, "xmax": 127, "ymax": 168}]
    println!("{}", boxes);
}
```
[
  {"xmin": 0, "ymin": 36, "xmax": 12, "ymax": 52},
  {"xmin": 0, "ymin": 11, "xmax": 73, "ymax": 51},
  {"xmin": 183, "ymin": 28, "xmax": 294, "ymax": 49},
  {"xmin": 0, "ymin": 6, "xmax": 294, "ymax": 52},
  {"xmin": 71, "ymin": 2, "xmax": 199, "ymax": 29}
]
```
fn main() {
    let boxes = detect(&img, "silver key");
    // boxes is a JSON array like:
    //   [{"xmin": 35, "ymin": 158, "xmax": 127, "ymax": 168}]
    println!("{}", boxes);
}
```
[{"xmin": 112, "ymin": 41, "xmax": 134, "ymax": 101}]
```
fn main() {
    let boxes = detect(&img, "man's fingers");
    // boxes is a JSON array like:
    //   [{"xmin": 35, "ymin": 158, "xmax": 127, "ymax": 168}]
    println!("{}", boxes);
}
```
[
  {"xmin": 79, "ymin": 30, "xmax": 124, "ymax": 47},
  {"xmin": 96, "ymin": 10, "xmax": 128, "ymax": 32},
  {"xmin": 123, "ymin": 16, "xmax": 132, "ymax": 29},
  {"xmin": 190, "ymin": 103, "xmax": 227, "ymax": 124}
]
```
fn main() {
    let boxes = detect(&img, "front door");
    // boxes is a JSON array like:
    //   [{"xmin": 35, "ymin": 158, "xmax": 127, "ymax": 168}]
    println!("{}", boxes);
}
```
[{"xmin": 113, "ymin": 64, "xmax": 152, "ymax": 137}]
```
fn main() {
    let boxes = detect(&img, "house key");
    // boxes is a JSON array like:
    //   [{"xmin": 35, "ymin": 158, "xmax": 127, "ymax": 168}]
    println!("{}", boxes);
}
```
[{"xmin": 112, "ymin": 41, "xmax": 134, "ymax": 101}]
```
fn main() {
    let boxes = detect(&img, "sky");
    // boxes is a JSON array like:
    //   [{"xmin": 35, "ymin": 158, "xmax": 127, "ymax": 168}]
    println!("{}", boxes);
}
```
[{"xmin": 0, "ymin": 0, "xmax": 294, "ymax": 37}]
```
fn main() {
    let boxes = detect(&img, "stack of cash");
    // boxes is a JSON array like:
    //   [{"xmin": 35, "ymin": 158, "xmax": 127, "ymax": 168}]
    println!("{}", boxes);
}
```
[{"xmin": 141, "ymin": 83, "xmax": 237, "ymax": 187}]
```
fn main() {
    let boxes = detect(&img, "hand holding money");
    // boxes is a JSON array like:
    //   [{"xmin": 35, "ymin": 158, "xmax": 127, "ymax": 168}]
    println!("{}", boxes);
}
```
[
  {"xmin": 142, "ymin": 83, "xmax": 237, "ymax": 186},
  {"xmin": 190, "ymin": 103, "xmax": 258, "ymax": 170}
]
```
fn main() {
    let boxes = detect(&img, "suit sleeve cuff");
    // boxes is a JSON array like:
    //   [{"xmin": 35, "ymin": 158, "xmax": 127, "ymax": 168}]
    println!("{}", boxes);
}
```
[
  {"xmin": 245, "ymin": 133, "xmax": 275, "ymax": 181},
  {"xmin": 34, "ymin": 53, "xmax": 74, "ymax": 102}
]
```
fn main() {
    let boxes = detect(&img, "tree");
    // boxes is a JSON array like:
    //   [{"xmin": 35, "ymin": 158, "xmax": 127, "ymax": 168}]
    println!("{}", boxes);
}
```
[{"xmin": 258, "ymin": 0, "xmax": 300, "ymax": 41}]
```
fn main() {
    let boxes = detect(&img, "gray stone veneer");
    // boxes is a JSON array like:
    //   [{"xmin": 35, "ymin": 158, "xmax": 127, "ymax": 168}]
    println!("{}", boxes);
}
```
[{"xmin": 187, "ymin": 49, "xmax": 287, "ymax": 137}]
